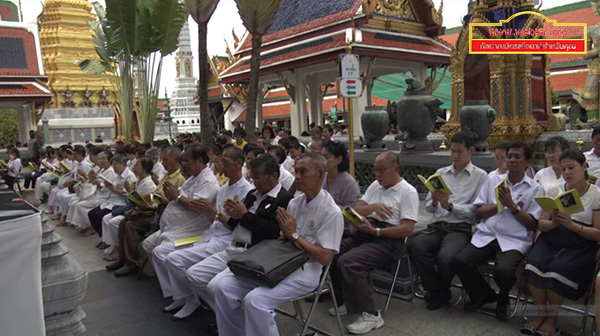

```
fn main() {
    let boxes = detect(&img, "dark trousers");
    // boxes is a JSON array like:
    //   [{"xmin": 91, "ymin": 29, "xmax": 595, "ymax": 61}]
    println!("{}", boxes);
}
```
[
  {"xmin": 88, "ymin": 206, "xmax": 111, "ymax": 237},
  {"xmin": 330, "ymin": 232, "xmax": 405, "ymax": 314},
  {"xmin": 407, "ymin": 228, "xmax": 470, "ymax": 294},
  {"xmin": 118, "ymin": 214, "xmax": 155, "ymax": 267},
  {"xmin": 453, "ymin": 240, "xmax": 523, "ymax": 301},
  {"xmin": 5, "ymin": 175, "xmax": 15, "ymax": 190},
  {"xmin": 24, "ymin": 171, "xmax": 43, "ymax": 189}
]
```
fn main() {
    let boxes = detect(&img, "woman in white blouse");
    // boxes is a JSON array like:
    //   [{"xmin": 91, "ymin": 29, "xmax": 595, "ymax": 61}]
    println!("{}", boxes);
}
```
[
  {"xmin": 5, "ymin": 147, "xmax": 22, "ymax": 190},
  {"xmin": 522, "ymin": 149, "xmax": 600, "ymax": 336},
  {"xmin": 534, "ymin": 136, "xmax": 570, "ymax": 193}
]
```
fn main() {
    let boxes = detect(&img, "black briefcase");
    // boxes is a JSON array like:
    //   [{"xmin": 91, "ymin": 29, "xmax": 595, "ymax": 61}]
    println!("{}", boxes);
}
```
[{"xmin": 227, "ymin": 239, "xmax": 310, "ymax": 288}]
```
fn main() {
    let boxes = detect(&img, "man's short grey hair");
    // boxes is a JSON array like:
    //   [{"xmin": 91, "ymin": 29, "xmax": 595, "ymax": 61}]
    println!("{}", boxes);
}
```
[
  {"xmin": 298, "ymin": 152, "xmax": 327, "ymax": 174},
  {"xmin": 378, "ymin": 151, "xmax": 399, "ymax": 166},
  {"xmin": 145, "ymin": 148, "xmax": 160, "ymax": 161},
  {"xmin": 161, "ymin": 146, "xmax": 182, "ymax": 162},
  {"xmin": 111, "ymin": 154, "xmax": 128, "ymax": 165}
]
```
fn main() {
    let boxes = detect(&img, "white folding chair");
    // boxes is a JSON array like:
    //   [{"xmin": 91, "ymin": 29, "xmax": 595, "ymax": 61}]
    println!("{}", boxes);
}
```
[{"xmin": 276, "ymin": 262, "xmax": 344, "ymax": 336}]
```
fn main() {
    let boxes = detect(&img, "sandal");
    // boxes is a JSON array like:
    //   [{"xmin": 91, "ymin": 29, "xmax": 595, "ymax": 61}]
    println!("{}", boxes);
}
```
[
  {"xmin": 104, "ymin": 255, "xmax": 118, "ymax": 262},
  {"xmin": 534, "ymin": 328, "xmax": 561, "ymax": 336},
  {"xmin": 520, "ymin": 322, "xmax": 540, "ymax": 336}
]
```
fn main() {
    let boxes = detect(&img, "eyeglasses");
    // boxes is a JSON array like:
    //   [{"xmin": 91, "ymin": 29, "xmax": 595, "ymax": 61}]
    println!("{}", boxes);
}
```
[{"xmin": 373, "ymin": 166, "xmax": 394, "ymax": 174}]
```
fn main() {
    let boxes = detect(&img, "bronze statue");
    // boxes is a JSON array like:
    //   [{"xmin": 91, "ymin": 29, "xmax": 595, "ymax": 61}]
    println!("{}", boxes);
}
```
[
  {"xmin": 98, "ymin": 87, "xmax": 110, "ymax": 107},
  {"xmin": 80, "ymin": 85, "xmax": 93, "ymax": 108},
  {"xmin": 573, "ymin": 0, "xmax": 600, "ymax": 120}
]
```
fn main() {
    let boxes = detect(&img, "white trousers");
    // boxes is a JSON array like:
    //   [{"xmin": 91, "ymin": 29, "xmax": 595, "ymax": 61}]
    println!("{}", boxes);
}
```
[
  {"xmin": 70, "ymin": 197, "xmax": 100, "ymax": 229},
  {"xmin": 186, "ymin": 246, "xmax": 244, "ymax": 311},
  {"xmin": 47, "ymin": 186, "xmax": 62, "ymax": 208},
  {"xmin": 65, "ymin": 195, "xmax": 80, "ymax": 221},
  {"xmin": 142, "ymin": 231, "xmax": 161, "ymax": 255},
  {"xmin": 162, "ymin": 243, "xmax": 211, "ymax": 301},
  {"xmin": 208, "ymin": 268, "xmax": 315, "ymax": 336},
  {"xmin": 101, "ymin": 214, "xmax": 124, "ymax": 246},
  {"xmin": 164, "ymin": 237, "xmax": 231, "ymax": 303},
  {"xmin": 34, "ymin": 175, "xmax": 51, "ymax": 202},
  {"xmin": 152, "ymin": 242, "xmax": 176, "ymax": 297},
  {"xmin": 57, "ymin": 189, "xmax": 74, "ymax": 216}
]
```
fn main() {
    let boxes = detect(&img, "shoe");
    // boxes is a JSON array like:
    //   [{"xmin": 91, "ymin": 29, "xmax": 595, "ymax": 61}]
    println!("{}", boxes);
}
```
[
  {"xmin": 426, "ymin": 290, "xmax": 452, "ymax": 311},
  {"xmin": 105, "ymin": 261, "xmax": 124, "ymax": 271},
  {"xmin": 464, "ymin": 292, "xmax": 498, "ymax": 312},
  {"xmin": 346, "ymin": 311, "xmax": 385, "ymax": 335},
  {"xmin": 114, "ymin": 265, "xmax": 138, "ymax": 277},
  {"xmin": 495, "ymin": 293, "xmax": 510, "ymax": 321},
  {"xmin": 328, "ymin": 304, "xmax": 347, "ymax": 316}
]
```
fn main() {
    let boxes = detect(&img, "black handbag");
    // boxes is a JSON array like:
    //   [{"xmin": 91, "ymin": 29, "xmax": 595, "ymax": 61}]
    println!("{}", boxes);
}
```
[{"xmin": 227, "ymin": 239, "xmax": 310, "ymax": 288}]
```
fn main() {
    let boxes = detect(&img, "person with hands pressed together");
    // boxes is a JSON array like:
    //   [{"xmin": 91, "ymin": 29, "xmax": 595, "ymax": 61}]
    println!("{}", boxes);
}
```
[
  {"xmin": 183, "ymin": 154, "xmax": 291, "ymax": 333},
  {"xmin": 453, "ymin": 141, "xmax": 544, "ymax": 320},
  {"xmin": 156, "ymin": 146, "xmax": 252, "ymax": 321},
  {"xmin": 207, "ymin": 153, "xmax": 342, "ymax": 336},
  {"xmin": 329, "ymin": 151, "xmax": 419, "ymax": 335},
  {"xmin": 147, "ymin": 144, "xmax": 220, "ymax": 288},
  {"xmin": 523, "ymin": 149, "xmax": 600, "ymax": 336},
  {"xmin": 408, "ymin": 133, "xmax": 488, "ymax": 311}
]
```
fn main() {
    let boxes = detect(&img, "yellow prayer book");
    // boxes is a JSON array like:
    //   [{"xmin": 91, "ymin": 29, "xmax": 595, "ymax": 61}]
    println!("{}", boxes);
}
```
[
  {"xmin": 58, "ymin": 161, "xmax": 72, "ymax": 172},
  {"xmin": 535, "ymin": 189, "xmax": 584, "ymax": 215},
  {"xmin": 417, "ymin": 174, "xmax": 452, "ymax": 194},
  {"xmin": 173, "ymin": 236, "xmax": 202, "ymax": 248},
  {"xmin": 0, "ymin": 159, "xmax": 7, "ymax": 169},
  {"xmin": 342, "ymin": 206, "xmax": 366, "ymax": 225},
  {"xmin": 127, "ymin": 191, "xmax": 153, "ymax": 208},
  {"xmin": 28, "ymin": 162, "xmax": 38, "ymax": 171},
  {"xmin": 589, "ymin": 173, "xmax": 598, "ymax": 185},
  {"xmin": 41, "ymin": 160, "xmax": 57, "ymax": 172},
  {"xmin": 494, "ymin": 178, "xmax": 508, "ymax": 213},
  {"xmin": 97, "ymin": 174, "xmax": 113, "ymax": 186}
]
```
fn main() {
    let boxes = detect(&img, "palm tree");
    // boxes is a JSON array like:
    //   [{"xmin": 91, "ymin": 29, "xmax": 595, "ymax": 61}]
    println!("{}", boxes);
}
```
[
  {"xmin": 185, "ymin": 0, "xmax": 219, "ymax": 146},
  {"xmin": 78, "ymin": 0, "xmax": 187, "ymax": 143},
  {"xmin": 234, "ymin": 0, "xmax": 282, "ymax": 143}
]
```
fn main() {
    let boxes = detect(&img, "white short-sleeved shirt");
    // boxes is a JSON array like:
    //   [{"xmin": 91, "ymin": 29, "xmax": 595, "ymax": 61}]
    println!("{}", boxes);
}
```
[
  {"xmin": 135, "ymin": 175, "xmax": 157, "ymax": 196},
  {"xmin": 286, "ymin": 189, "xmax": 344, "ymax": 285},
  {"xmin": 361, "ymin": 179, "xmax": 419, "ymax": 225},
  {"xmin": 488, "ymin": 169, "xmax": 508, "ymax": 181},
  {"xmin": 152, "ymin": 162, "xmax": 167, "ymax": 182},
  {"xmin": 7, "ymin": 158, "xmax": 21, "ymax": 177},
  {"xmin": 472, "ymin": 174, "xmax": 544, "ymax": 254},
  {"xmin": 279, "ymin": 165, "xmax": 295, "ymax": 191},
  {"xmin": 545, "ymin": 184, "xmax": 600, "ymax": 226},
  {"xmin": 425, "ymin": 162, "xmax": 488, "ymax": 224},
  {"xmin": 585, "ymin": 150, "xmax": 600, "ymax": 177},
  {"xmin": 282, "ymin": 156, "xmax": 294, "ymax": 172},
  {"xmin": 159, "ymin": 167, "xmax": 220, "ymax": 243},
  {"xmin": 534, "ymin": 166, "xmax": 564, "ymax": 194},
  {"xmin": 96, "ymin": 166, "xmax": 117, "ymax": 199},
  {"xmin": 203, "ymin": 177, "xmax": 253, "ymax": 249},
  {"xmin": 100, "ymin": 167, "xmax": 137, "ymax": 209}
]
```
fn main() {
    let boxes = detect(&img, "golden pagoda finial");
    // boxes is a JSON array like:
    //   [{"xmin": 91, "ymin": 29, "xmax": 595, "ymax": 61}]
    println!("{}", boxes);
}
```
[
  {"xmin": 439, "ymin": 139, "xmax": 448, "ymax": 151},
  {"xmin": 576, "ymin": 135, "xmax": 584, "ymax": 151},
  {"xmin": 232, "ymin": 28, "xmax": 240, "ymax": 49}
]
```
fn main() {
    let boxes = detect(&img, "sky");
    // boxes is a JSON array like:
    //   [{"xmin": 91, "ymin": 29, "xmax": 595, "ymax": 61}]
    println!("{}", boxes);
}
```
[{"xmin": 21, "ymin": 0, "xmax": 585, "ymax": 97}]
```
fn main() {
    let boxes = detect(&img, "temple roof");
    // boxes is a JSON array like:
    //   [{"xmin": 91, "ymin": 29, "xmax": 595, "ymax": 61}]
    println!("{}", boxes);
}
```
[
  {"xmin": 223, "ymin": 0, "xmax": 449, "ymax": 83},
  {"xmin": 0, "ymin": 25, "xmax": 42, "ymax": 77},
  {"xmin": 0, "ymin": 0, "xmax": 20, "ymax": 22}
]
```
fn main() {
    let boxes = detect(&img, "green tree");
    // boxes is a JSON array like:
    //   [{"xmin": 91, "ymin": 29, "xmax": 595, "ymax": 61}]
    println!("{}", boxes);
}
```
[
  {"xmin": 185, "ymin": 0, "xmax": 220, "ymax": 146},
  {"xmin": 234, "ymin": 0, "xmax": 282, "ymax": 143},
  {"xmin": 79, "ymin": 0, "xmax": 187, "ymax": 143},
  {"xmin": 0, "ymin": 109, "xmax": 18, "ymax": 145}
]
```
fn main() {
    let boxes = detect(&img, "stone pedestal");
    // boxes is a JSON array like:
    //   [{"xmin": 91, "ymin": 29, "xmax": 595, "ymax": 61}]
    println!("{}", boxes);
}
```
[
  {"xmin": 41, "ymin": 218, "xmax": 88, "ymax": 335},
  {"xmin": 42, "ymin": 108, "xmax": 114, "ymax": 144}
]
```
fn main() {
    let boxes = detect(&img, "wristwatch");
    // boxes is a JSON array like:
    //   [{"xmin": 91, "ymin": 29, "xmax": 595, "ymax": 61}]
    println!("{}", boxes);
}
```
[
  {"xmin": 447, "ymin": 203, "xmax": 454, "ymax": 212},
  {"xmin": 214, "ymin": 210, "xmax": 220, "ymax": 221},
  {"xmin": 512, "ymin": 205, "xmax": 521, "ymax": 215},
  {"xmin": 375, "ymin": 228, "xmax": 381, "ymax": 237},
  {"xmin": 290, "ymin": 232, "xmax": 300, "ymax": 242},
  {"xmin": 176, "ymin": 194, "xmax": 183, "ymax": 203}
]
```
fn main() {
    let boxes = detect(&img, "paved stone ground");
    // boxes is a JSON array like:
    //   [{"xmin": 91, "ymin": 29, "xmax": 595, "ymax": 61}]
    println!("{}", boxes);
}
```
[{"xmin": 25, "ymin": 189, "xmax": 596, "ymax": 336}]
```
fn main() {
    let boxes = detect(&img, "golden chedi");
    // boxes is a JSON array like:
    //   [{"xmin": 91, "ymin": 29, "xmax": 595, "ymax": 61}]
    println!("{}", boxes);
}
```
[{"xmin": 38, "ymin": 0, "xmax": 114, "ymax": 108}]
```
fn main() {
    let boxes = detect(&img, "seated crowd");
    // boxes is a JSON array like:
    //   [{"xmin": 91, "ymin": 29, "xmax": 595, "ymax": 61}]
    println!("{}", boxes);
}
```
[{"xmin": 22, "ymin": 125, "xmax": 600, "ymax": 336}]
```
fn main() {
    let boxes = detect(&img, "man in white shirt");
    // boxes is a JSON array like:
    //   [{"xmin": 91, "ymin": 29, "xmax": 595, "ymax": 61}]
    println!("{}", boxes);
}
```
[
  {"xmin": 454, "ymin": 141, "xmax": 543, "ymax": 320},
  {"xmin": 55, "ymin": 145, "xmax": 92, "ymax": 227},
  {"xmin": 157, "ymin": 145, "xmax": 253, "ymax": 320},
  {"xmin": 208, "ymin": 153, "xmax": 343, "ymax": 336},
  {"xmin": 145, "ymin": 144, "xmax": 220, "ymax": 285},
  {"xmin": 585, "ymin": 125, "xmax": 600, "ymax": 177},
  {"xmin": 330, "ymin": 151, "xmax": 419, "ymax": 335},
  {"xmin": 408, "ymin": 133, "xmax": 488, "ymax": 310}
]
